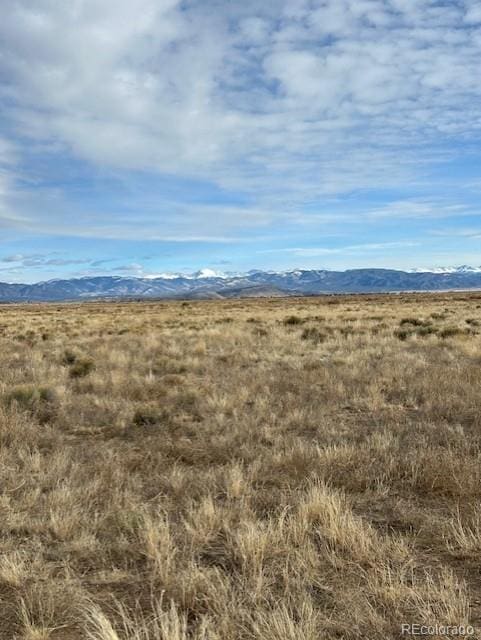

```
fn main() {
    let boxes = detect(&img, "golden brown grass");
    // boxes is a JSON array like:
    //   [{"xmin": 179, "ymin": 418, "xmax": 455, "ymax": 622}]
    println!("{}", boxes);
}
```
[{"xmin": 1, "ymin": 292, "xmax": 481, "ymax": 638}]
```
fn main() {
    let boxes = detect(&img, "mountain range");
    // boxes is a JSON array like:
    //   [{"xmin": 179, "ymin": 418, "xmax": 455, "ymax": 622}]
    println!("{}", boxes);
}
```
[{"xmin": 1, "ymin": 266, "xmax": 481, "ymax": 302}]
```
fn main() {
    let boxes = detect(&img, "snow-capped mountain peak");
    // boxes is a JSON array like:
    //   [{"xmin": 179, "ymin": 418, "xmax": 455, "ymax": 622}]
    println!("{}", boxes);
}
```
[
  {"xmin": 410, "ymin": 265, "xmax": 481, "ymax": 274},
  {"xmin": 145, "ymin": 268, "xmax": 227, "ymax": 280},
  {"xmin": 191, "ymin": 268, "xmax": 225, "ymax": 279}
]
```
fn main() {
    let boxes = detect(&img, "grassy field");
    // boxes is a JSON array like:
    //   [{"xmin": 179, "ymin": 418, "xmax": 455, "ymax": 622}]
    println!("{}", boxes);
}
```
[{"xmin": 1, "ymin": 293, "xmax": 481, "ymax": 639}]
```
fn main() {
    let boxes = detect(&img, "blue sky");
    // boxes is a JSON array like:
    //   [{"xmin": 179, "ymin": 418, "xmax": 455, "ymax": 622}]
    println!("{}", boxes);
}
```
[{"xmin": 1, "ymin": 0, "xmax": 481, "ymax": 282}]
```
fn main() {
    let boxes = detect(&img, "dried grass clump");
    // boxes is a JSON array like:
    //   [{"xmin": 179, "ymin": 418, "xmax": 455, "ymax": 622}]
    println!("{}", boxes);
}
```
[
  {"xmin": 69, "ymin": 356, "xmax": 96, "ymax": 378},
  {"xmin": 4, "ymin": 384, "xmax": 59, "ymax": 423}
]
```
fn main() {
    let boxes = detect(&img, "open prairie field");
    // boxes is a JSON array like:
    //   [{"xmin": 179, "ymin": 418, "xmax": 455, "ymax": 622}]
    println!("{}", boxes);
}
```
[{"xmin": 1, "ymin": 293, "xmax": 481, "ymax": 639}]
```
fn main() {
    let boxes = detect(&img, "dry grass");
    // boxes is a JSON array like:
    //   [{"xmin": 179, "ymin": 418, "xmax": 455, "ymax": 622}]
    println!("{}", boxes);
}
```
[{"xmin": 0, "ymin": 292, "xmax": 481, "ymax": 638}]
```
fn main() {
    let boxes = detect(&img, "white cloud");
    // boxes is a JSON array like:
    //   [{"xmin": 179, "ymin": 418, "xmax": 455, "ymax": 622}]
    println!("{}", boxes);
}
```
[
  {"xmin": 464, "ymin": 1, "xmax": 481, "ymax": 24},
  {"xmin": 1, "ymin": 0, "xmax": 481, "ymax": 238},
  {"xmin": 364, "ymin": 199, "xmax": 471, "ymax": 220},
  {"xmin": 260, "ymin": 240, "xmax": 419, "ymax": 257},
  {"xmin": 0, "ymin": 252, "xmax": 93, "ymax": 267},
  {"xmin": 1, "ymin": 254, "xmax": 26, "ymax": 263}
]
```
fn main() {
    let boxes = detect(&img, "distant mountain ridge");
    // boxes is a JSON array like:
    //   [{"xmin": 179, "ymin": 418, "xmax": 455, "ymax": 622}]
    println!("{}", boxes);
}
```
[
  {"xmin": 1, "ymin": 267, "xmax": 481, "ymax": 302},
  {"xmin": 408, "ymin": 265, "xmax": 481, "ymax": 274}
]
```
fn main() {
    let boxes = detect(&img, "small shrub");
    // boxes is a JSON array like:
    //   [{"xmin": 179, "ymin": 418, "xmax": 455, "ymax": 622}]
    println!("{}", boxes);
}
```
[
  {"xmin": 394, "ymin": 328, "xmax": 411, "ymax": 341},
  {"xmin": 301, "ymin": 327, "xmax": 326, "ymax": 343},
  {"xmin": 4, "ymin": 385, "xmax": 59, "ymax": 423},
  {"xmin": 6, "ymin": 385, "xmax": 56, "ymax": 408},
  {"xmin": 399, "ymin": 317, "xmax": 426, "ymax": 327},
  {"xmin": 439, "ymin": 326, "xmax": 464, "ymax": 339},
  {"xmin": 69, "ymin": 357, "xmax": 95, "ymax": 378},
  {"xmin": 283, "ymin": 315, "xmax": 303, "ymax": 326},
  {"xmin": 63, "ymin": 349, "xmax": 78, "ymax": 365},
  {"xmin": 132, "ymin": 407, "xmax": 165, "ymax": 427},
  {"xmin": 153, "ymin": 357, "xmax": 187, "ymax": 375},
  {"xmin": 466, "ymin": 318, "xmax": 480, "ymax": 327},
  {"xmin": 416, "ymin": 325, "xmax": 438, "ymax": 337},
  {"xmin": 174, "ymin": 390, "xmax": 199, "ymax": 413},
  {"xmin": 24, "ymin": 330, "xmax": 36, "ymax": 345}
]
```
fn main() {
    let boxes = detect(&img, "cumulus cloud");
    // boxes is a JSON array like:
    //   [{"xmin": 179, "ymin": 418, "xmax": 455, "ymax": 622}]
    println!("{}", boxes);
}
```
[{"xmin": 0, "ymin": 0, "xmax": 480, "ymax": 242}]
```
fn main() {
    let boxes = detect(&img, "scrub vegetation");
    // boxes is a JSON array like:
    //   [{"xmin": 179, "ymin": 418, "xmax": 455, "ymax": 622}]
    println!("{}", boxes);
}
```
[{"xmin": 1, "ymin": 292, "xmax": 481, "ymax": 639}]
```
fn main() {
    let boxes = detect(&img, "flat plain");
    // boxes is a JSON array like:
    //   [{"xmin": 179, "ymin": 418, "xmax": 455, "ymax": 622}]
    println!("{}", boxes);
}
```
[{"xmin": 1, "ymin": 293, "xmax": 481, "ymax": 639}]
